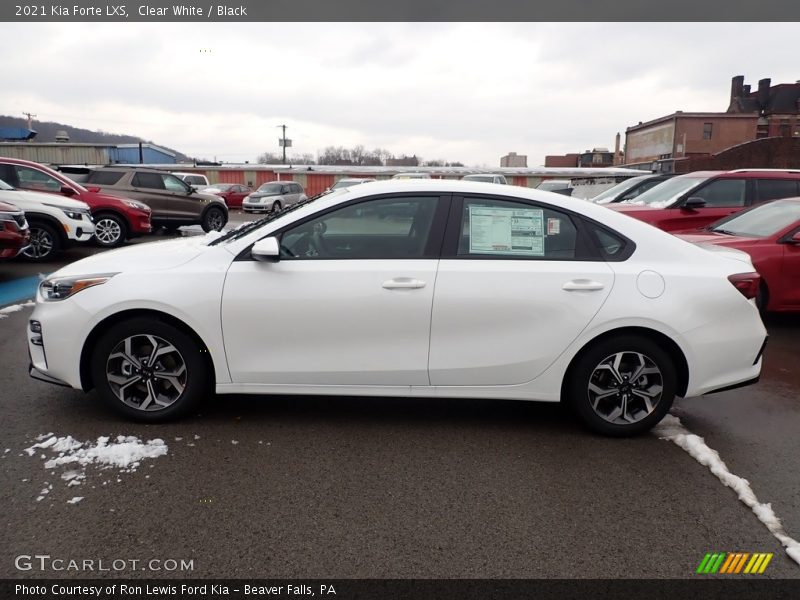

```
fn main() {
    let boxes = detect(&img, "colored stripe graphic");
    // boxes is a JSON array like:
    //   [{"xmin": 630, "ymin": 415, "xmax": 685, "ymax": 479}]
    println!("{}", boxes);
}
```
[{"xmin": 698, "ymin": 552, "xmax": 773, "ymax": 574}]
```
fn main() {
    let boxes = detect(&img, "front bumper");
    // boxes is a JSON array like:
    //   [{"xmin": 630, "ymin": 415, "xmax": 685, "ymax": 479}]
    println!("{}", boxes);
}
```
[{"xmin": 29, "ymin": 363, "xmax": 70, "ymax": 387}]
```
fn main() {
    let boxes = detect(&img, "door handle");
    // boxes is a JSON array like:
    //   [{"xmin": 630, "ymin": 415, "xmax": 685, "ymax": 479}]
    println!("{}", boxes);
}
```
[
  {"xmin": 383, "ymin": 278, "xmax": 426, "ymax": 290},
  {"xmin": 562, "ymin": 279, "xmax": 605, "ymax": 292}
]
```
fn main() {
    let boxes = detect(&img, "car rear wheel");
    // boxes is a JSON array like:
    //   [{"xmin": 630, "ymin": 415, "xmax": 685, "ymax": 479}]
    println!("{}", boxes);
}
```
[
  {"xmin": 565, "ymin": 335, "xmax": 676, "ymax": 436},
  {"xmin": 93, "ymin": 212, "xmax": 128, "ymax": 247},
  {"xmin": 202, "ymin": 206, "xmax": 226, "ymax": 232},
  {"xmin": 22, "ymin": 221, "xmax": 62, "ymax": 261},
  {"xmin": 90, "ymin": 318, "xmax": 211, "ymax": 422}
]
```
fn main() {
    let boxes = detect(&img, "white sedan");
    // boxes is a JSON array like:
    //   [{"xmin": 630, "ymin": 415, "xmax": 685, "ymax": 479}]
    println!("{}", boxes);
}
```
[{"xmin": 27, "ymin": 180, "xmax": 767, "ymax": 435}]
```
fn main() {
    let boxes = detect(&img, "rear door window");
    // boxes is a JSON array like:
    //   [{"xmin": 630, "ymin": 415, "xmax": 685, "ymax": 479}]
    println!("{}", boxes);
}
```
[
  {"xmin": 87, "ymin": 170, "xmax": 125, "ymax": 185},
  {"xmin": 688, "ymin": 178, "xmax": 746, "ymax": 207},
  {"xmin": 755, "ymin": 179, "xmax": 799, "ymax": 203},
  {"xmin": 132, "ymin": 172, "xmax": 166, "ymax": 190}
]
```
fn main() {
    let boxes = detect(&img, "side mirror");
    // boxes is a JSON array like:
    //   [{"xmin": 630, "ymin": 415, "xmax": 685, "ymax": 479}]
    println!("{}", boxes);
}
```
[
  {"xmin": 251, "ymin": 237, "xmax": 280, "ymax": 261},
  {"xmin": 60, "ymin": 185, "xmax": 76, "ymax": 196},
  {"xmin": 786, "ymin": 231, "xmax": 800, "ymax": 245},
  {"xmin": 682, "ymin": 197, "xmax": 706, "ymax": 210}
]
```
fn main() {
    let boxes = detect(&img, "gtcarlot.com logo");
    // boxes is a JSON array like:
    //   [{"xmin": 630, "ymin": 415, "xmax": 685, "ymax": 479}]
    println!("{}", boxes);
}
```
[{"xmin": 696, "ymin": 552, "xmax": 773, "ymax": 574}]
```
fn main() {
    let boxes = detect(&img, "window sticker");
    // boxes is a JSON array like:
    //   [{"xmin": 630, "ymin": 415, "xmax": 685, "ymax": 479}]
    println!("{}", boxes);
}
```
[
  {"xmin": 468, "ymin": 205, "xmax": 544, "ymax": 256},
  {"xmin": 547, "ymin": 217, "xmax": 560, "ymax": 235}
]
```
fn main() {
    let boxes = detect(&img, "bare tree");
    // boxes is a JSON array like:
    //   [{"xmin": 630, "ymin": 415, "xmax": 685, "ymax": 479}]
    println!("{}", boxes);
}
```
[{"xmin": 257, "ymin": 151, "xmax": 282, "ymax": 164}]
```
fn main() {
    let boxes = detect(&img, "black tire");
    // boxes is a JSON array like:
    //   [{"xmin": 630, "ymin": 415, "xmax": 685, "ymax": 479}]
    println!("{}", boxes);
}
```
[
  {"xmin": 22, "ymin": 221, "xmax": 62, "ymax": 261},
  {"xmin": 90, "ymin": 317, "xmax": 211, "ymax": 422},
  {"xmin": 201, "ymin": 206, "xmax": 227, "ymax": 232},
  {"xmin": 93, "ymin": 212, "xmax": 128, "ymax": 247},
  {"xmin": 270, "ymin": 201, "xmax": 282, "ymax": 214},
  {"xmin": 565, "ymin": 335, "xmax": 676, "ymax": 437},
  {"xmin": 756, "ymin": 282, "xmax": 769, "ymax": 313}
]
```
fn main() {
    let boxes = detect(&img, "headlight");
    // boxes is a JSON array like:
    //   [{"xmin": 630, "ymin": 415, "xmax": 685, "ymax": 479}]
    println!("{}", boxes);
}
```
[
  {"xmin": 39, "ymin": 273, "xmax": 117, "ymax": 302},
  {"xmin": 45, "ymin": 203, "xmax": 91, "ymax": 220},
  {"xmin": 124, "ymin": 200, "xmax": 151, "ymax": 212},
  {"xmin": 243, "ymin": 195, "xmax": 252, "ymax": 201}
]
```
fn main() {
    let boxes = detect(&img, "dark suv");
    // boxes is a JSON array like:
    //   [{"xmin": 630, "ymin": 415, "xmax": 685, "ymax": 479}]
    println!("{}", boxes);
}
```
[{"xmin": 85, "ymin": 167, "xmax": 228, "ymax": 232}]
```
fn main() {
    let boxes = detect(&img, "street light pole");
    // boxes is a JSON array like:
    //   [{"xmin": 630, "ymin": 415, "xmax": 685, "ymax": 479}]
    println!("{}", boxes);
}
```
[{"xmin": 277, "ymin": 124, "xmax": 287, "ymax": 164}]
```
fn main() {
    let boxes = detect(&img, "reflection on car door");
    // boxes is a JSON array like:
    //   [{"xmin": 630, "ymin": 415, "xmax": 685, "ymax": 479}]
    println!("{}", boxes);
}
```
[
  {"xmin": 221, "ymin": 194, "xmax": 448, "ymax": 386},
  {"xmin": 428, "ymin": 195, "xmax": 614, "ymax": 386}
]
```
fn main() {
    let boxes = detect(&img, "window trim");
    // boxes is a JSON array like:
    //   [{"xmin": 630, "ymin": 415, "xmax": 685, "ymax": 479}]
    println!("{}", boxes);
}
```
[{"xmin": 236, "ymin": 192, "xmax": 452, "ymax": 261}]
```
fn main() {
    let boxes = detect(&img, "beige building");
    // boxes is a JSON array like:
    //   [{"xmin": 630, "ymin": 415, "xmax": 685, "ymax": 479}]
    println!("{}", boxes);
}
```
[{"xmin": 500, "ymin": 152, "xmax": 527, "ymax": 167}]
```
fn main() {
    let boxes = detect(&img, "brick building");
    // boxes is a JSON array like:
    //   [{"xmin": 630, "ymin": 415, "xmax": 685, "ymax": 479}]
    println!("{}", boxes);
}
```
[
  {"xmin": 500, "ymin": 152, "xmax": 527, "ymax": 167},
  {"xmin": 623, "ymin": 75, "xmax": 800, "ymax": 172}
]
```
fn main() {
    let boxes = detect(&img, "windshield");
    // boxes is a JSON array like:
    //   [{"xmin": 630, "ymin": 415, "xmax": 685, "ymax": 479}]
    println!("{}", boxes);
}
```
[
  {"xmin": 0, "ymin": 178, "xmax": 14, "ymax": 190},
  {"xmin": 710, "ymin": 200, "xmax": 800, "ymax": 238},
  {"xmin": 628, "ymin": 175, "xmax": 710, "ymax": 207},
  {"xmin": 206, "ymin": 184, "xmax": 233, "ymax": 191},
  {"xmin": 331, "ymin": 180, "xmax": 359, "ymax": 190},
  {"xmin": 256, "ymin": 183, "xmax": 283, "ymax": 194},
  {"xmin": 208, "ymin": 188, "xmax": 345, "ymax": 246},
  {"xmin": 593, "ymin": 176, "xmax": 650, "ymax": 203}
]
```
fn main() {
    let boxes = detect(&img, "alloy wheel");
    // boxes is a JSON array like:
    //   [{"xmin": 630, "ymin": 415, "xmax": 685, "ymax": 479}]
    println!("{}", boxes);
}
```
[
  {"xmin": 23, "ymin": 228, "xmax": 54, "ymax": 259},
  {"xmin": 206, "ymin": 209, "xmax": 225, "ymax": 231},
  {"xmin": 95, "ymin": 218, "xmax": 122, "ymax": 245},
  {"xmin": 106, "ymin": 334, "xmax": 188, "ymax": 412},
  {"xmin": 587, "ymin": 351, "xmax": 664, "ymax": 425}
]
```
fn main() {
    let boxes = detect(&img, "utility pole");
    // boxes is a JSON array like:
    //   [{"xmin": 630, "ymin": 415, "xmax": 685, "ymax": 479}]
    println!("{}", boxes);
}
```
[
  {"xmin": 23, "ymin": 111, "xmax": 37, "ymax": 130},
  {"xmin": 277, "ymin": 124, "xmax": 291, "ymax": 164}
]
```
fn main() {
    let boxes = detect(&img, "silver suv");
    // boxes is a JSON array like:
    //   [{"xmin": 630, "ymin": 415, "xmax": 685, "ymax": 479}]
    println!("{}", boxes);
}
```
[{"xmin": 242, "ymin": 181, "xmax": 307, "ymax": 213}]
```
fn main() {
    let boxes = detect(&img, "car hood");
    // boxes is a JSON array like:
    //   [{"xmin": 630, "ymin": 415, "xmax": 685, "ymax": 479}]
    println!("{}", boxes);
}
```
[
  {"xmin": 52, "ymin": 233, "xmax": 223, "ymax": 278},
  {"xmin": 607, "ymin": 203, "xmax": 668, "ymax": 213},
  {"xmin": 82, "ymin": 188, "xmax": 146, "ymax": 208},
  {"xmin": 248, "ymin": 193, "xmax": 282, "ymax": 199},
  {"xmin": 0, "ymin": 188, "xmax": 91, "ymax": 210}
]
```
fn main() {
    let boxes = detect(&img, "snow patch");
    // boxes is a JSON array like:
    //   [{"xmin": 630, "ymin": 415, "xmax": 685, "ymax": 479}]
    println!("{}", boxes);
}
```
[
  {"xmin": 67, "ymin": 497, "xmax": 84, "ymax": 505},
  {"xmin": 655, "ymin": 415, "xmax": 800, "ymax": 567},
  {"xmin": 25, "ymin": 433, "xmax": 169, "ymax": 503},
  {"xmin": 0, "ymin": 300, "xmax": 35, "ymax": 319}
]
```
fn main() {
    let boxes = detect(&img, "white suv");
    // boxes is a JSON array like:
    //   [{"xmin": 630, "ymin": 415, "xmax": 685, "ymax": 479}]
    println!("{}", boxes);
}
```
[
  {"xmin": 0, "ymin": 179, "xmax": 95, "ymax": 261},
  {"xmin": 172, "ymin": 172, "xmax": 210, "ymax": 189}
]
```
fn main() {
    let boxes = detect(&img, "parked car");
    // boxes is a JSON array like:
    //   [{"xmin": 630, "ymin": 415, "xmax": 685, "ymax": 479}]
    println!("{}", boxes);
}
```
[
  {"xmin": 172, "ymin": 172, "xmax": 210, "ymax": 189},
  {"xmin": 536, "ymin": 179, "xmax": 572, "ymax": 196},
  {"xmin": 242, "ymin": 181, "xmax": 306, "ymax": 213},
  {"xmin": 0, "ymin": 179, "xmax": 95, "ymax": 261},
  {"xmin": 462, "ymin": 174, "xmax": 508, "ymax": 185},
  {"xmin": 0, "ymin": 158, "xmax": 151, "ymax": 247},
  {"xmin": 607, "ymin": 169, "xmax": 800, "ymax": 232},
  {"xmin": 198, "ymin": 183, "xmax": 253, "ymax": 208},
  {"xmin": 0, "ymin": 200, "xmax": 30, "ymax": 260},
  {"xmin": 676, "ymin": 198, "xmax": 800, "ymax": 312},
  {"xmin": 28, "ymin": 180, "xmax": 766, "ymax": 437},
  {"xmin": 84, "ymin": 167, "xmax": 228, "ymax": 232},
  {"xmin": 330, "ymin": 178, "xmax": 377, "ymax": 191},
  {"xmin": 592, "ymin": 174, "xmax": 675, "ymax": 204}
]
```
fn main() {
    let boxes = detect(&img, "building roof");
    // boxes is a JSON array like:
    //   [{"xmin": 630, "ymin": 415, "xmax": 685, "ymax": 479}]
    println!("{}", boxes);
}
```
[
  {"xmin": 729, "ymin": 83, "xmax": 800, "ymax": 115},
  {"xmin": 626, "ymin": 112, "xmax": 756, "ymax": 133}
]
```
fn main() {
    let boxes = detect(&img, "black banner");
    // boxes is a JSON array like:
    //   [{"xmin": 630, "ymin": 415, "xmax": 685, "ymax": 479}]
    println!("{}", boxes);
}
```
[
  {"xmin": 3, "ymin": 580, "xmax": 800, "ymax": 600},
  {"xmin": 2, "ymin": 0, "xmax": 800, "ymax": 22}
]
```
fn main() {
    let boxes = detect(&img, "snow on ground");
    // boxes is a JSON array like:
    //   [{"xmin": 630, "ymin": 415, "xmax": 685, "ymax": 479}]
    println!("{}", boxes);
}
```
[
  {"xmin": 24, "ymin": 434, "xmax": 169, "ymax": 504},
  {"xmin": 0, "ymin": 300, "xmax": 35, "ymax": 319},
  {"xmin": 655, "ymin": 414, "xmax": 800, "ymax": 567}
]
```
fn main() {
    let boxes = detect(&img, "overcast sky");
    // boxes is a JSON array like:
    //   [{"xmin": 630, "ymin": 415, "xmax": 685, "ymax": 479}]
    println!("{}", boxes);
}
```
[{"xmin": 1, "ymin": 23, "xmax": 797, "ymax": 166}]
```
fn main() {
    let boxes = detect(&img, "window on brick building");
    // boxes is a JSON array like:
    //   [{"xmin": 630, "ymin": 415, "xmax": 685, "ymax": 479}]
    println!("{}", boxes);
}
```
[
  {"xmin": 702, "ymin": 123, "xmax": 713, "ymax": 140},
  {"xmin": 780, "ymin": 119, "xmax": 791, "ymax": 137}
]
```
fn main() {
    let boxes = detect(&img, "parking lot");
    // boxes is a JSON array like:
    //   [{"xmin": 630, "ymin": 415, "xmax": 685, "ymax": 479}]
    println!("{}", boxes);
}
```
[{"xmin": 1, "ymin": 210, "xmax": 799, "ymax": 579}]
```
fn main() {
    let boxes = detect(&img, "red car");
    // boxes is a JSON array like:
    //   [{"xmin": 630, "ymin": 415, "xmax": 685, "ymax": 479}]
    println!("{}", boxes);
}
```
[
  {"xmin": 0, "ymin": 200, "xmax": 30, "ymax": 260},
  {"xmin": 0, "ymin": 158, "xmax": 152, "ymax": 247},
  {"xmin": 198, "ymin": 183, "xmax": 253, "ymax": 208},
  {"xmin": 607, "ymin": 170, "xmax": 800, "ymax": 232},
  {"xmin": 677, "ymin": 198, "xmax": 800, "ymax": 312}
]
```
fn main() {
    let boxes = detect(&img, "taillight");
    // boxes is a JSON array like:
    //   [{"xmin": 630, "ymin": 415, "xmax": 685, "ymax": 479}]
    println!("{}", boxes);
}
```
[{"xmin": 728, "ymin": 272, "xmax": 761, "ymax": 300}]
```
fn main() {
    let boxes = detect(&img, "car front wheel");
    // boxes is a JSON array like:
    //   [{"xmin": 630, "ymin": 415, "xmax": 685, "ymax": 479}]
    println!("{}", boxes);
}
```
[
  {"xmin": 22, "ymin": 221, "xmax": 62, "ymax": 261},
  {"xmin": 90, "ymin": 318, "xmax": 211, "ymax": 422},
  {"xmin": 565, "ymin": 335, "xmax": 676, "ymax": 437},
  {"xmin": 202, "ymin": 206, "xmax": 227, "ymax": 232},
  {"xmin": 93, "ymin": 212, "xmax": 128, "ymax": 247}
]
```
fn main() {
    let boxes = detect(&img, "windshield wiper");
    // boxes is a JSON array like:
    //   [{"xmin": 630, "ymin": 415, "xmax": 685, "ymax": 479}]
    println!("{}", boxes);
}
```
[
  {"xmin": 208, "ymin": 190, "xmax": 332, "ymax": 246},
  {"xmin": 710, "ymin": 228, "xmax": 737, "ymax": 236}
]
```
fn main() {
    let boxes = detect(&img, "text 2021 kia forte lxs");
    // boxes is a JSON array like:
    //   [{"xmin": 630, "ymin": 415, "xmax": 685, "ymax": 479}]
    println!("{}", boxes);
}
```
[{"xmin": 27, "ymin": 180, "xmax": 768, "ymax": 436}]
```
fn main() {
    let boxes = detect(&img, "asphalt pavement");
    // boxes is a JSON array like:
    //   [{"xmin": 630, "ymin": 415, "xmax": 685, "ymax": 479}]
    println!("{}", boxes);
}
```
[{"xmin": 1, "ymin": 216, "xmax": 799, "ymax": 580}]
